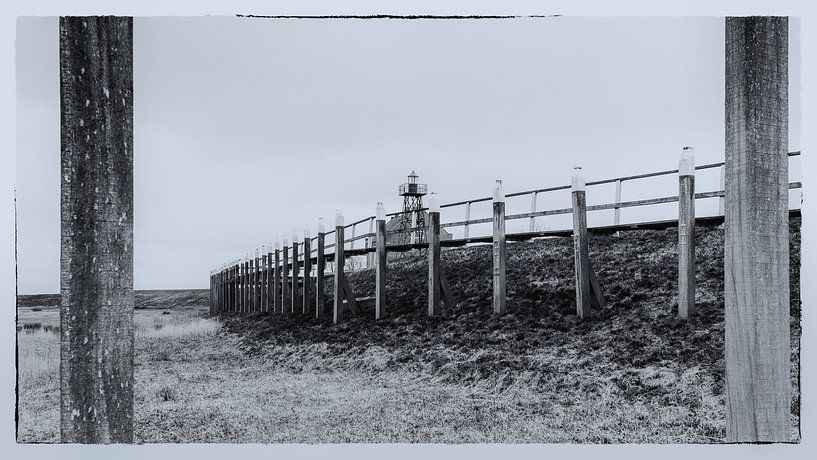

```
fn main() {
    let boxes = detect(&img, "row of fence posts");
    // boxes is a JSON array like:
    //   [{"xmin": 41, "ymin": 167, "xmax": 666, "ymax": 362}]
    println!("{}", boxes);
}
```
[{"xmin": 210, "ymin": 147, "xmax": 699, "ymax": 322}]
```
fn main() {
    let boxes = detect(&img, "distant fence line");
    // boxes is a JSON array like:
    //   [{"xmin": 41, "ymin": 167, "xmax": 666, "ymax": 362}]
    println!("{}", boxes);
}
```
[{"xmin": 208, "ymin": 149, "xmax": 802, "ymax": 322}]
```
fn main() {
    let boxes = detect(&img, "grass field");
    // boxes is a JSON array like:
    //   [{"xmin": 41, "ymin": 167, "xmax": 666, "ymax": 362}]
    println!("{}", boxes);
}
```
[{"xmin": 15, "ymin": 218, "xmax": 801, "ymax": 443}]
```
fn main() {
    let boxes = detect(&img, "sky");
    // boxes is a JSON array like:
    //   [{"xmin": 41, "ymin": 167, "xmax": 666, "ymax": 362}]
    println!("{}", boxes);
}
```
[{"xmin": 15, "ymin": 16, "xmax": 802, "ymax": 294}]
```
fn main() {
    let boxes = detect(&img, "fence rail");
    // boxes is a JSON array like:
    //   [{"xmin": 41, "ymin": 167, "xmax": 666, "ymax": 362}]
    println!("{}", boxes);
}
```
[{"xmin": 208, "ymin": 150, "xmax": 802, "ymax": 323}]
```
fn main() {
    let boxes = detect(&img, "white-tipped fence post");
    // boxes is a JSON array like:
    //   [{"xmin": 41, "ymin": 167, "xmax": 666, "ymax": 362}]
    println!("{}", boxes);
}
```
[
  {"xmin": 266, "ymin": 245, "xmax": 273, "ymax": 313},
  {"xmin": 259, "ymin": 247, "xmax": 266, "ymax": 312},
  {"xmin": 316, "ymin": 219, "xmax": 326, "ymax": 319},
  {"xmin": 303, "ymin": 226, "xmax": 312, "ymax": 315},
  {"xmin": 334, "ymin": 210, "xmax": 345, "ymax": 323},
  {"xmin": 291, "ymin": 231, "xmax": 300, "ymax": 315},
  {"xmin": 376, "ymin": 202, "xmax": 387, "ymax": 319},
  {"xmin": 428, "ymin": 193, "xmax": 441, "ymax": 317},
  {"xmin": 464, "ymin": 201, "xmax": 471, "ymax": 239},
  {"xmin": 678, "ymin": 147, "xmax": 696, "ymax": 318},
  {"xmin": 493, "ymin": 180, "xmax": 507, "ymax": 315},
  {"xmin": 252, "ymin": 248, "xmax": 259, "ymax": 313},
  {"xmin": 281, "ymin": 239, "xmax": 289, "ymax": 314},
  {"xmin": 614, "ymin": 179, "xmax": 622, "ymax": 225},
  {"xmin": 725, "ymin": 16, "xmax": 790, "ymax": 442},
  {"xmin": 273, "ymin": 240, "xmax": 281, "ymax": 313},
  {"xmin": 572, "ymin": 168, "xmax": 591, "ymax": 319},
  {"xmin": 529, "ymin": 191, "xmax": 538, "ymax": 232}
]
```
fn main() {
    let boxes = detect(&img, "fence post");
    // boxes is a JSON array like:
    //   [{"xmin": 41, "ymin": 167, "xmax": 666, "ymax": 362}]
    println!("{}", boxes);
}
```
[
  {"xmin": 678, "ymin": 147, "xmax": 696, "ymax": 319},
  {"xmin": 302, "ymin": 227, "xmax": 312, "ymax": 315},
  {"xmin": 291, "ymin": 232, "xmax": 300, "ymax": 314},
  {"xmin": 493, "ymin": 181, "xmax": 507, "ymax": 315},
  {"xmin": 243, "ymin": 255, "xmax": 250, "ymax": 314},
  {"xmin": 718, "ymin": 165, "xmax": 725, "ymax": 216},
  {"xmin": 265, "ymin": 246, "xmax": 272, "ymax": 313},
  {"xmin": 428, "ymin": 193, "xmax": 441, "ymax": 316},
  {"xmin": 464, "ymin": 201, "xmax": 471, "ymax": 239},
  {"xmin": 281, "ymin": 240, "xmax": 289, "ymax": 314},
  {"xmin": 316, "ymin": 218, "xmax": 326, "ymax": 319},
  {"xmin": 410, "ymin": 210, "xmax": 417, "ymax": 245},
  {"xmin": 572, "ymin": 167, "xmax": 591, "ymax": 319},
  {"xmin": 529, "ymin": 191, "xmax": 538, "ymax": 232},
  {"xmin": 724, "ymin": 16, "xmax": 790, "ymax": 442},
  {"xmin": 209, "ymin": 271, "xmax": 214, "ymax": 315},
  {"xmin": 273, "ymin": 241, "xmax": 281, "ymax": 313},
  {"xmin": 376, "ymin": 202, "xmax": 387, "ymax": 319},
  {"xmin": 614, "ymin": 179, "xmax": 622, "ymax": 225},
  {"xmin": 334, "ymin": 210, "xmax": 345, "ymax": 324},
  {"xmin": 227, "ymin": 265, "xmax": 232, "ymax": 313},
  {"xmin": 252, "ymin": 249, "xmax": 259, "ymax": 313}
]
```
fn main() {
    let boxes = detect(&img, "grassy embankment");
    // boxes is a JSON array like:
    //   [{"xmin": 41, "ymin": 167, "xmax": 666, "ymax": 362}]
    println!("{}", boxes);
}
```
[{"xmin": 16, "ymin": 218, "xmax": 801, "ymax": 442}]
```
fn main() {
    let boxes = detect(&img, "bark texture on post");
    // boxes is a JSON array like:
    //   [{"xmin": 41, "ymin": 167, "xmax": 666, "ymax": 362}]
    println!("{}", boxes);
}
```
[
  {"xmin": 281, "ymin": 246, "xmax": 289, "ymax": 314},
  {"xmin": 59, "ymin": 16, "xmax": 134, "ymax": 444},
  {"xmin": 572, "ymin": 190, "xmax": 591, "ymax": 319},
  {"xmin": 492, "ymin": 201, "xmax": 506, "ymax": 315},
  {"xmin": 725, "ymin": 16, "xmax": 791, "ymax": 443},
  {"xmin": 273, "ymin": 250, "xmax": 281, "ymax": 313},
  {"xmin": 333, "ymin": 227, "xmax": 345, "ymax": 324},
  {"xmin": 303, "ymin": 238, "xmax": 312, "ymax": 315},
  {"xmin": 291, "ymin": 241, "xmax": 300, "ymax": 314}
]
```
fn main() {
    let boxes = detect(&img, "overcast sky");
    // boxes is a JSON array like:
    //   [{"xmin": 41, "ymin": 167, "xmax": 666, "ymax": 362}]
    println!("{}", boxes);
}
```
[{"xmin": 16, "ymin": 16, "xmax": 801, "ymax": 293}]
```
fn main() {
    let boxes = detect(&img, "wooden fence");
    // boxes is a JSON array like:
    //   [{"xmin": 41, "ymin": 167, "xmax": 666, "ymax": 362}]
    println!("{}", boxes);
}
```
[{"xmin": 209, "ymin": 149, "xmax": 802, "ymax": 323}]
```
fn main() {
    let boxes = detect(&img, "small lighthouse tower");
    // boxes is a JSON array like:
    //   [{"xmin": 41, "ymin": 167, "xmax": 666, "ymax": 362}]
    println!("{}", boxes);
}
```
[{"xmin": 397, "ymin": 170, "xmax": 428, "ymax": 245}]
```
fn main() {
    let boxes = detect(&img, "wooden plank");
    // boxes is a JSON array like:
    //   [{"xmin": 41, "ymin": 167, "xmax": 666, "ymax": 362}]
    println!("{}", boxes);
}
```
[
  {"xmin": 316, "ymin": 232, "xmax": 325, "ymax": 319},
  {"xmin": 440, "ymin": 270, "xmax": 457, "ymax": 309},
  {"xmin": 572, "ymin": 173, "xmax": 591, "ymax": 319},
  {"xmin": 302, "ymin": 237, "xmax": 312, "ymax": 315},
  {"xmin": 724, "ymin": 16, "xmax": 790, "ymax": 442},
  {"xmin": 333, "ymin": 225, "xmax": 345, "ymax": 323},
  {"xmin": 492, "ymin": 195, "xmax": 506, "ymax": 315},
  {"xmin": 428, "ymin": 209, "xmax": 441, "ymax": 316},
  {"xmin": 678, "ymin": 150, "xmax": 696, "ymax": 318},
  {"xmin": 375, "ymin": 218, "xmax": 387, "ymax": 319},
  {"xmin": 291, "ymin": 240, "xmax": 300, "ymax": 314}
]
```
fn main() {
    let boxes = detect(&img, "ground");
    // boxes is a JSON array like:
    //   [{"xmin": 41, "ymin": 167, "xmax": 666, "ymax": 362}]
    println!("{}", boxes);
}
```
[{"xmin": 15, "ymin": 218, "xmax": 801, "ymax": 443}]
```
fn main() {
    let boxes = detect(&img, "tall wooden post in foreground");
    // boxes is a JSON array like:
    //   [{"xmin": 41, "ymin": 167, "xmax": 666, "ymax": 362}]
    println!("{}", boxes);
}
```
[
  {"xmin": 60, "ymin": 16, "xmax": 134, "ymax": 443},
  {"xmin": 571, "ymin": 168, "xmax": 591, "ymax": 319},
  {"xmin": 724, "ymin": 16, "xmax": 790, "ymax": 442},
  {"xmin": 492, "ymin": 181, "xmax": 507, "ymax": 315},
  {"xmin": 375, "ymin": 203, "xmax": 387, "ymax": 319},
  {"xmin": 316, "ymin": 220, "xmax": 326, "ymax": 319},
  {"xmin": 428, "ymin": 194, "xmax": 441, "ymax": 317},
  {"xmin": 678, "ymin": 147, "xmax": 696, "ymax": 319},
  {"xmin": 334, "ymin": 211, "xmax": 345, "ymax": 324}
]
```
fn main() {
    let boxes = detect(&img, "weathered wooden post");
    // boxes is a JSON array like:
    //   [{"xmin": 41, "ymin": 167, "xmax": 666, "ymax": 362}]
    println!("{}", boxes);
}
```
[
  {"xmin": 572, "ymin": 167, "xmax": 591, "ymax": 319},
  {"xmin": 613, "ymin": 179, "xmax": 622, "ymax": 225},
  {"xmin": 316, "ymin": 218, "xmax": 326, "ymax": 319},
  {"xmin": 464, "ymin": 201, "xmax": 471, "ymax": 238},
  {"xmin": 265, "ymin": 244, "xmax": 273, "ymax": 313},
  {"xmin": 243, "ymin": 255, "xmax": 250, "ymax": 314},
  {"xmin": 291, "ymin": 231, "xmax": 300, "ymax": 315},
  {"xmin": 230, "ymin": 262, "xmax": 236, "ymax": 313},
  {"xmin": 375, "ymin": 202, "xmax": 387, "ymax": 319},
  {"xmin": 273, "ymin": 240, "xmax": 281, "ymax": 313},
  {"xmin": 678, "ymin": 147, "xmax": 696, "ymax": 318},
  {"xmin": 493, "ymin": 181, "xmax": 507, "ymax": 315},
  {"xmin": 281, "ymin": 239, "xmax": 289, "ymax": 314},
  {"xmin": 251, "ymin": 249, "xmax": 258, "ymax": 313},
  {"xmin": 334, "ymin": 210, "xmax": 345, "ymax": 324},
  {"xmin": 428, "ymin": 193, "xmax": 442, "ymax": 316},
  {"xmin": 60, "ymin": 16, "xmax": 134, "ymax": 443},
  {"xmin": 302, "ymin": 227, "xmax": 312, "ymax": 315},
  {"xmin": 209, "ymin": 271, "xmax": 214, "ymax": 314},
  {"xmin": 260, "ymin": 246, "xmax": 268, "ymax": 312},
  {"xmin": 529, "ymin": 191, "xmax": 538, "ymax": 232},
  {"xmin": 724, "ymin": 16, "xmax": 790, "ymax": 442}
]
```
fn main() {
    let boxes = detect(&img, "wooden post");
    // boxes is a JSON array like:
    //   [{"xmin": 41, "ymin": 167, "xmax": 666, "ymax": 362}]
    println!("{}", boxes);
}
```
[
  {"xmin": 678, "ymin": 147, "xmax": 696, "ymax": 318},
  {"xmin": 59, "ymin": 15, "xmax": 135, "ymax": 443},
  {"xmin": 273, "ymin": 243, "xmax": 281, "ymax": 313},
  {"xmin": 250, "ymin": 252, "xmax": 257, "ymax": 313},
  {"xmin": 572, "ymin": 168, "xmax": 591, "ymax": 319},
  {"xmin": 410, "ymin": 210, "xmax": 417, "ymax": 245},
  {"xmin": 718, "ymin": 165, "xmax": 726, "ymax": 216},
  {"xmin": 529, "ymin": 192, "xmax": 538, "ymax": 232},
  {"xmin": 243, "ymin": 257, "xmax": 250, "ymax": 314},
  {"xmin": 209, "ymin": 272, "xmax": 214, "ymax": 315},
  {"xmin": 291, "ymin": 235, "xmax": 300, "ymax": 314},
  {"xmin": 493, "ymin": 181, "xmax": 507, "ymax": 315},
  {"xmin": 302, "ymin": 229, "xmax": 312, "ymax": 315},
  {"xmin": 231, "ymin": 263, "xmax": 237, "ymax": 313},
  {"xmin": 614, "ymin": 179, "xmax": 622, "ymax": 225},
  {"xmin": 316, "ymin": 219, "xmax": 326, "ymax": 319},
  {"xmin": 464, "ymin": 201, "xmax": 471, "ymax": 238},
  {"xmin": 261, "ymin": 248, "xmax": 268, "ymax": 312},
  {"xmin": 266, "ymin": 246, "xmax": 273, "ymax": 313},
  {"xmin": 428, "ymin": 194, "xmax": 441, "ymax": 316},
  {"xmin": 334, "ymin": 211, "xmax": 345, "ymax": 324},
  {"xmin": 281, "ymin": 241, "xmax": 289, "ymax": 314},
  {"xmin": 725, "ymin": 16, "xmax": 790, "ymax": 442},
  {"xmin": 375, "ymin": 203, "xmax": 387, "ymax": 319}
]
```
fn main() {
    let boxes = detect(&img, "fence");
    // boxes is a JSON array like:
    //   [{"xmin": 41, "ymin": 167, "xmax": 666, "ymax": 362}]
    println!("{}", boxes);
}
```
[{"xmin": 208, "ymin": 149, "xmax": 802, "ymax": 322}]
